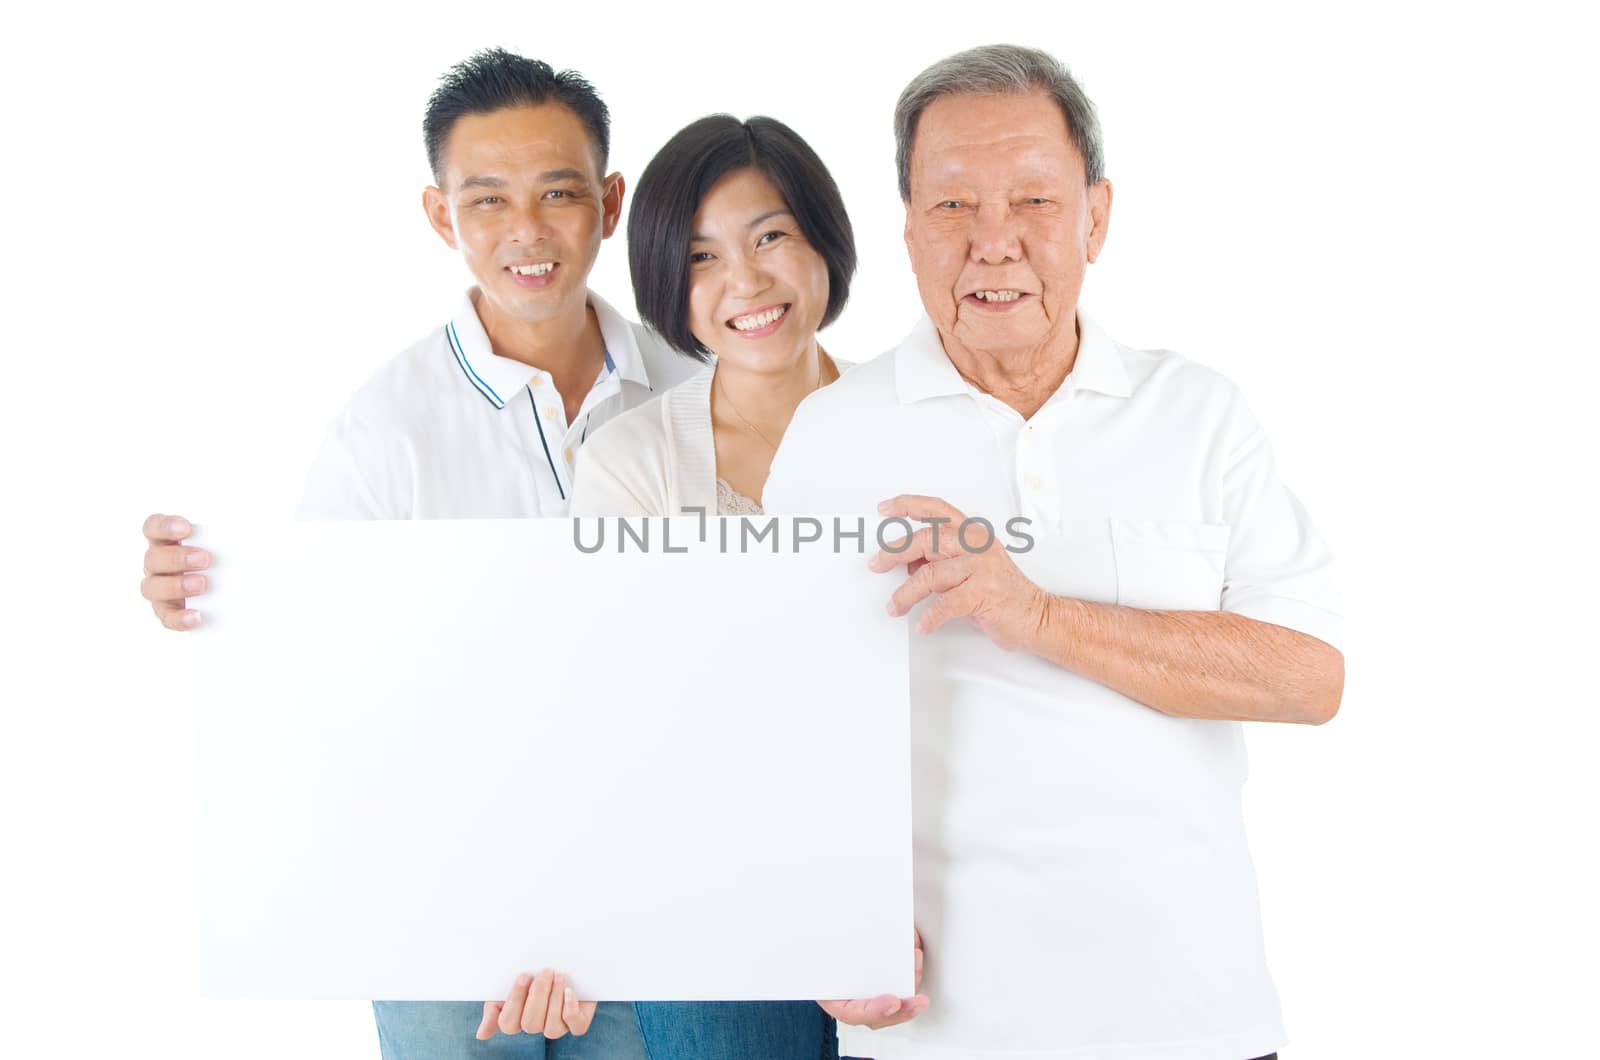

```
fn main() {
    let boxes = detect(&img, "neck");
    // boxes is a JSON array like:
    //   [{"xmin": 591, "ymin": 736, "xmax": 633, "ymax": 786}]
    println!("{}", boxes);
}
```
[
  {"xmin": 714, "ymin": 340, "xmax": 831, "ymax": 438},
  {"xmin": 942, "ymin": 321, "xmax": 1081, "ymax": 419},
  {"xmin": 471, "ymin": 287, "xmax": 601, "ymax": 374}
]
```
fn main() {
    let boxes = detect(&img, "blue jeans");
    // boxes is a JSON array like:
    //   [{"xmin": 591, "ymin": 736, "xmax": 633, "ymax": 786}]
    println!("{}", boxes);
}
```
[
  {"xmin": 373, "ymin": 1001, "xmax": 645, "ymax": 1059},
  {"xmin": 635, "ymin": 1001, "xmax": 835, "ymax": 1059},
  {"xmin": 373, "ymin": 1000, "xmax": 836, "ymax": 1060}
]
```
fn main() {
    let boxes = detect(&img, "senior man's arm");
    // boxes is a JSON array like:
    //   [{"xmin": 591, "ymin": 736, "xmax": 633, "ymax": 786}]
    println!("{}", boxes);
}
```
[
  {"xmin": 872, "ymin": 495, "xmax": 1344, "ymax": 726},
  {"xmin": 1035, "ymin": 596, "xmax": 1343, "ymax": 724}
]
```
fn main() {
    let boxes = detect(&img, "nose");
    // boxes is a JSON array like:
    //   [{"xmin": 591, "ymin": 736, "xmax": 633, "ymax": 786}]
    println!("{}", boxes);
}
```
[
  {"xmin": 506, "ymin": 200, "xmax": 557, "ymax": 246},
  {"xmin": 969, "ymin": 201, "xmax": 1022, "ymax": 265},
  {"xmin": 725, "ymin": 252, "xmax": 772, "ymax": 298}
]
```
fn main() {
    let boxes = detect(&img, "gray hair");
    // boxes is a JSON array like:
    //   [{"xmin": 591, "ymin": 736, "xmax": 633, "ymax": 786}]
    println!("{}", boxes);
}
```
[{"xmin": 894, "ymin": 44, "xmax": 1104, "ymax": 200}]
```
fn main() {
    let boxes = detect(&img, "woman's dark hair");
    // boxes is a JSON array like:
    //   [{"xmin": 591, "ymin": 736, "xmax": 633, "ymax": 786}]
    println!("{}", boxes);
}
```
[{"xmin": 628, "ymin": 115, "xmax": 857, "ymax": 361}]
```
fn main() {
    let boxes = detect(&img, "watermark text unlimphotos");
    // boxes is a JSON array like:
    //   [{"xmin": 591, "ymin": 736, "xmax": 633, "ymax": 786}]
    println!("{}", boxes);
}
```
[{"xmin": 573, "ymin": 510, "xmax": 1036, "ymax": 555}]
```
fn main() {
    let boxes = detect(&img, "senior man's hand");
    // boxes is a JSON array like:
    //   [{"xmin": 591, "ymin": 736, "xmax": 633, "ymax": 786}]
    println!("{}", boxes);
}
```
[
  {"xmin": 819, "ymin": 928, "xmax": 929, "ymax": 1029},
  {"xmin": 871, "ymin": 495, "xmax": 1048, "ymax": 651},
  {"xmin": 141, "ymin": 513, "xmax": 211, "ymax": 630},
  {"xmin": 477, "ymin": 969, "xmax": 595, "ymax": 1041}
]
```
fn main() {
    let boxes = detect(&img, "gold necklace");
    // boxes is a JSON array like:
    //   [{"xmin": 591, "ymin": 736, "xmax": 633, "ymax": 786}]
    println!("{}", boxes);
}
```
[{"xmin": 716, "ymin": 352, "xmax": 825, "ymax": 452}]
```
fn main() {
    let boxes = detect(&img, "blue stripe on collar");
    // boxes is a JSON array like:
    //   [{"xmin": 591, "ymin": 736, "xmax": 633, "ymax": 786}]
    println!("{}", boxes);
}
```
[{"xmin": 447, "ymin": 320, "xmax": 505, "ymax": 409}]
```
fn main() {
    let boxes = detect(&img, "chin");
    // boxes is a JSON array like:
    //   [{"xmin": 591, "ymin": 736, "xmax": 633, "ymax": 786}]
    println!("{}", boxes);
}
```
[
  {"xmin": 723, "ymin": 338, "xmax": 815, "ymax": 374},
  {"xmin": 969, "ymin": 316, "xmax": 1046, "ymax": 346},
  {"xmin": 502, "ymin": 284, "xmax": 575, "ymax": 318}
]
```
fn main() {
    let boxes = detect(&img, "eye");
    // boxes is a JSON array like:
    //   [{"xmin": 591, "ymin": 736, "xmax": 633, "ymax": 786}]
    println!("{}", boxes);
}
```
[
  {"xmin": 689, "ymin": 251, "xmax": 714, "ymax": 264},
  {"xmin": 1025, "ymin": 197, "xmax": 1050, "ymax": 205},
  {"xmin": 939, "ymin": 200, "xmax": 964, "ymax": 209},
  {"xmin": 757, "ymin": 230, "xmax": 786, "ymax": 246},
  {"xmin": 545, "ymin": 189, "xmax": 566, "ymax": 200},
  {"xmin": 476, "ymin": 196, "xmax": 502, "ymax": 206}
]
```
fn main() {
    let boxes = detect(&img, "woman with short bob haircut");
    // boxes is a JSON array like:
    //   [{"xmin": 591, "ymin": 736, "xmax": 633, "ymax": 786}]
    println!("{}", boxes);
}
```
[
  {"xmin": 477, "ymin": 116, "xmax": 905, "ymax": 1058},
  {"xmin": 568, "ymin": 113, "xmax": 857, "ymax": 518}
]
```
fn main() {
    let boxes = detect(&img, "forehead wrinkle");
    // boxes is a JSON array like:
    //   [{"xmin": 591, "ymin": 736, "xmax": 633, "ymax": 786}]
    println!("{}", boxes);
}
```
[
  {"xmin": 918, "ymin": 146, "xmax": 1077, "ymax": 194},
  {"xmin": 447, "ymin": 136, "xmax": 598, "ymax": 186},
  {"xmin": 922, "ymin": 127, "xmax": 1065, "ymax": 155}
]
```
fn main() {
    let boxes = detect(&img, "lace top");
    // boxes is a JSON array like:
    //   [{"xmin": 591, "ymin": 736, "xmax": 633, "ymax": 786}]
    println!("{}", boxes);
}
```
[{"xmin": 716, "ymin": 478, "xmax": 763, "ymax": 516}]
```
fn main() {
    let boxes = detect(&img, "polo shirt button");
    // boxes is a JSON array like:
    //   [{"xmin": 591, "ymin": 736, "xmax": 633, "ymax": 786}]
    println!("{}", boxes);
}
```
[
  {"xmin": 543, "ymin": 406, "xmax": 560, "ymax": 420},
  {"xmin": 1026, "ymin": 475, "xmax": 1043, "ymax": 491},
  {"xmin": 564, "ymin": 448, "xmax": 573, "ymax": 462}
]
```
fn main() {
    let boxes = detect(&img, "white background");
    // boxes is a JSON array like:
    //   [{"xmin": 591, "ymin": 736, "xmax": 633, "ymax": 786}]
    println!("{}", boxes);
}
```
[{"xmin": 2, "ymin": 1, "xmax": 1595, "ymax": 1057}]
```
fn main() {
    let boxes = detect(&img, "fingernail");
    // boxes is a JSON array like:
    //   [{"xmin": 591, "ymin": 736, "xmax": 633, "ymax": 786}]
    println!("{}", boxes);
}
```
[
  {"xmin": 877, "ymin": 501, "xmax": 891, "ymax": 513},
  {"xmin": 564, "ymin": 987, "xmax": 574, "ymax": 1003},
  {"xmin": 187, "ymin": 550, "xmax": 209, "ymax": 569},
  {"xmin": 183, "ymin": 574, "xmax": 206, "ymax": 594},
  {"xmin": 182, "ymin": 611, "xmax": 201, "ymax": 628},
  {"xmin": 170, "ymin": 518, "xmax": 189, "ymax": 536},
  {"xmin": 516, "ymin": 973, "xmax": 532, "ymax": 987},
  {"xmin": 885, "ymin": 601, "xmax": 899, "ymax": 616}
]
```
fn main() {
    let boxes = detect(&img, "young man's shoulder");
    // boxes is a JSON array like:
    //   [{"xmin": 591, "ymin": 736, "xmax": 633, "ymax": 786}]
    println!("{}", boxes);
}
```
[{"xmin": 330, "ymin": 322, "xmax": 463, "ymax": 432}]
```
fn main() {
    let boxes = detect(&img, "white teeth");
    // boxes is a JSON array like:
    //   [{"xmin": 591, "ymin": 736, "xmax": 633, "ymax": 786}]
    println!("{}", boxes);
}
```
[
  {"xmin": 974, "ymin": 290, "xmax": 1022, "ymax": 302},
  {"xmin": 731, "ymin": 305, "xmax": 787, "ymax": 331},
  {"xmin": 510, "ymin": 263, "xmax": 555, "ymax": 276}
]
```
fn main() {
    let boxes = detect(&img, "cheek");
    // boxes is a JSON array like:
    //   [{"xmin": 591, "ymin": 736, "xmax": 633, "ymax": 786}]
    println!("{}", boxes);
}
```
[
  {"xmin": 910, "ymin": 231, "xmax": 964, "ymax": 279},
  {"xmin": 457, "ymin": 218, "xmax": 500, "ymax": 259},
  {"xmin": 686, "ymin": 276, "xmax": 718, "ymax": 338},
  {"xmin": 799, "ymin": 254, "xmax": 831, "ymax": 319},
  {"xmin": 557, "ymin": 207, "xmax": 600, "ymax": 245},
  {"xmin": 1025, "ymin": 224, "xmax": 1083, "ymax": 283}
]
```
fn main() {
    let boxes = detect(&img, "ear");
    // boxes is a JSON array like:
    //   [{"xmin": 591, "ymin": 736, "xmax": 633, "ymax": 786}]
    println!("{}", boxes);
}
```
[
  {"xmin": 422, "ymin": 185, "xmax": 458, "ymax": 251},
  {"xmin": 600, "ymin": 171, "xmax": 626, "ymax": 239},
  {"xmin": 1085, "ymin": 178, "xmax": 1113, "ymax": 263},
  {"xmin": 902, "ymin": 200, "xmax": 915, "ymax": 262}
]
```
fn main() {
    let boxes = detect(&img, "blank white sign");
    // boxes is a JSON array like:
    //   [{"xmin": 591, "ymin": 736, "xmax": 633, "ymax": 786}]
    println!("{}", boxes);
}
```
[{"xmin": 189, "ymin": 517, "xmax": 912, "ymax": 1002}]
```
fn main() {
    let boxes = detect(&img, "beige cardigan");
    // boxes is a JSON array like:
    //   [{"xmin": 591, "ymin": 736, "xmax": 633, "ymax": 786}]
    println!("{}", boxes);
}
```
[{"xmin": 568, "ymin": 361, "xmax": 850, "ymax": 517}]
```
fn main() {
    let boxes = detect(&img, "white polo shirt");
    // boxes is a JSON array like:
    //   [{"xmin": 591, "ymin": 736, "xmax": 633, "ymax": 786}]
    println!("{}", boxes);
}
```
[
  {"xmin": 296, "ymin": 289, "xmax": 698, "ymax": 520},
  {"xmin": 764, "ymin": 312, "xmax": 1342, "ymax": 1060}
]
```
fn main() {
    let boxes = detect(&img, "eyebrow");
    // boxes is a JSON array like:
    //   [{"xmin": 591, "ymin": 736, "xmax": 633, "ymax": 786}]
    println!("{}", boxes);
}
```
[
  {"xmin": 455, "ymin": 170, "xmax": 589, "ymax": 193},
  {"xmin": 690, "ymin": 208, "xmax": 795, "ymax": 242}
]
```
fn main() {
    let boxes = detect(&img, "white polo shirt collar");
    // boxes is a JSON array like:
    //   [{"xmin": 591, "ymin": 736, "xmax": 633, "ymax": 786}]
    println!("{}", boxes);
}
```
[
  {"xmin": 587, "ymin": 289, "xmax": 654, "ymax": 392},
  {"xmin": 894, "ymin": 308, "xmax": 1133, "ymax": 406},
  {"xmin": 444, "ymin": 289, "xmax": 656, "ymax": 411}
]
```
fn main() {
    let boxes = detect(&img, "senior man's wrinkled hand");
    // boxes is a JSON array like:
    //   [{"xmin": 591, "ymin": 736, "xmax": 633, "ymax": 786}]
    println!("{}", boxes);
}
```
[{"xmin": 870, "ymin": 495, "xmax": 1049, "ymax": 652}]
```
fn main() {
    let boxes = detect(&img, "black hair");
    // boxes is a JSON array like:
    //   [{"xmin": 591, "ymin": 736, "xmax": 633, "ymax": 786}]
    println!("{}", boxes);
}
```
[
  {"xmin": 423, "ymin": 48, "xmax": 610, "ymax": 183},
  {"xmin": 627, "ymin": 115, "xmax": 857, "ymax": 361}
]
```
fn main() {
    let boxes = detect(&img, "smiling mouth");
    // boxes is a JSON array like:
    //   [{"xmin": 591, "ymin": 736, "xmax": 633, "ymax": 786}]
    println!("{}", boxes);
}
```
[
  {"xmin": 728, "ymin": 304, "xmax": 790, "ymax": 332},
  {"xmin": 967, "ymin": 289, "xmax": 1028, "ymax": 304},
  {"xmin": 507, "ymin": 262, "xmax": 557, "ymax": 276}
]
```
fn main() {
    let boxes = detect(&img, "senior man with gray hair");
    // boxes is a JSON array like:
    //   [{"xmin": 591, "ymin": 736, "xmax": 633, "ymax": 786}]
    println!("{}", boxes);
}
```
[{"xmin": 768, "ymin": 44, "xmax": 1343, "ymax": 1060}]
